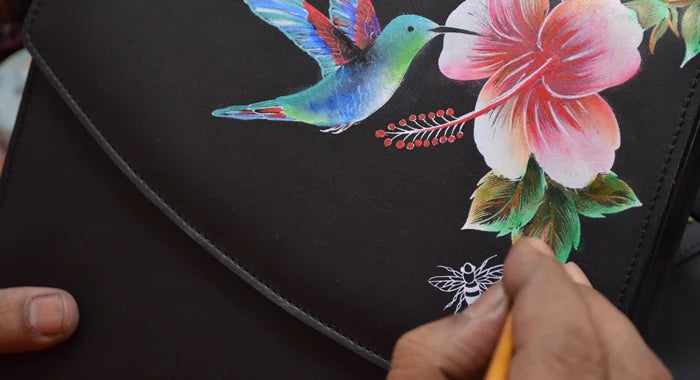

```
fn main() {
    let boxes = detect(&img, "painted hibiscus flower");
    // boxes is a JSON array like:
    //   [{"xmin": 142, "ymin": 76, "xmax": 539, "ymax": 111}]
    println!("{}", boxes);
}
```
[
  {"xmin": 442, "ymin": 0, "xmax": 643, "ymax": 188},
  {"xmin": 381, "ymin": 0, "xmax": 643, "ymax": 189}
]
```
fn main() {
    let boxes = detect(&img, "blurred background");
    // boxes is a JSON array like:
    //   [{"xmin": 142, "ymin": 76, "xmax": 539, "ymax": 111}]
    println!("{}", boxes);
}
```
[{"xmin": 0, "ymin": 0, "xmax": 30, "ymax": 175}]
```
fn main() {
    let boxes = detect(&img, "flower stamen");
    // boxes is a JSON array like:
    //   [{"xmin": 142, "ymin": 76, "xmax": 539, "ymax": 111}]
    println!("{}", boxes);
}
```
[{"xmin": 376, "ymin": 57, "xmax": 555, "ymax": 149}]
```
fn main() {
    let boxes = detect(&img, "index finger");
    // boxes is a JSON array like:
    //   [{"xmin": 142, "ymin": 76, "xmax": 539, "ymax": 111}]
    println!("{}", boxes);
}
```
[{"xmin": 503, "ymin": 239, "xmax": 605, "ymax": 379}]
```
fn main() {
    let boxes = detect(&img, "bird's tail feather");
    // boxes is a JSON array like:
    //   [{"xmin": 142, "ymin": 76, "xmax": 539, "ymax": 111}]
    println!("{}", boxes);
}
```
[{"xmin": 211, "ymin": 100, "xmax": 294, "ymax": 121}]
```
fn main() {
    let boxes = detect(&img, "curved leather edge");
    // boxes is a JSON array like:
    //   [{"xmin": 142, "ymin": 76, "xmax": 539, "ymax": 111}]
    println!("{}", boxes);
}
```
[{"xmin": 20, "ymin": 0, "xmax": 389, "ymax": 369}]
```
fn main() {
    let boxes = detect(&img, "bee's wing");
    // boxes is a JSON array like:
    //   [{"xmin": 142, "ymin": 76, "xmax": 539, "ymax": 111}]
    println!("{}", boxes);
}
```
[
  {"xmin": 474, "ymin": 265, "xmax": 504, "ymax": 291},
  {"xmin": 436, "ymin": 265, "xmax": 461, "ymax": 277},
  {"xmin": 476, "ymin": 255, "xmax": 499, "ymax": 272},
  {"xmin": 480, "ymin": 263, "xmax": 504, "ymax": 277},
  {"xmin": 443, "ymin": 290, "xmax": 465, "ymax": 311},
  {"xmin": 428, "ymin": 274, "xmax": 466, "ymax": 293}
]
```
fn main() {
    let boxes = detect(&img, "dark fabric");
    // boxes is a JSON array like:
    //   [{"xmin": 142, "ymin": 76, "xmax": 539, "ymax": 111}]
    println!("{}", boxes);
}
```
[
  {"xmin": 2, "ymin": 0, "xmax": 700, "ymax": 373},
  {"xmin": 0, "ymin": 67, "xmax": 384, "ymax": 379}
]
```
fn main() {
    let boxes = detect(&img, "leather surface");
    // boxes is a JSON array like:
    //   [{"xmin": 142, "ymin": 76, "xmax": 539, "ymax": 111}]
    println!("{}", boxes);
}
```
[
  {"xmin": 648, "ymin": 222, "xmax": 700, "ymax": 380},
  {"xmin": 7, "ymin": 0, "xmax": 700, "ymax": 368},
  {"xmin": 0, "ymin": 67, "xmax": 384, "ymax": 379},
  {"xmin": 674, "ymin": 222, "xmax": 700, "ymax": 265}
]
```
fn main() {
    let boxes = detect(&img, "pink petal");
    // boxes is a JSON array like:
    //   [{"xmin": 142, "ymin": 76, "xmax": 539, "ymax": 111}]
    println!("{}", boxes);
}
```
[
  {"xmin": 473, "ymin": 94, "xmax": 531, "ymax": 179},
  {"xmin": 473, "ymin": 52, "xmax": 552, "ymax": 180},
  {"xmin": 488, "ymin": 0, "xmax": 548, "ymax": 43},
  {"xmin": 538, "ymin": 0, "xmax": 643, "ymax": 98},
  {"xmin": 523, "ymin": 87, "xmax": 621, "ymax": 188},
  {"xmin": 439, "ymin": 0, "xmax": 547, "ymax": 81}
]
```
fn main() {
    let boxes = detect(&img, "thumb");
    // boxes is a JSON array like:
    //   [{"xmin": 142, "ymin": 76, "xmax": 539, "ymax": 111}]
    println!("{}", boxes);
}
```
[
  {"xmin": 388, "ymin": 283, "xmax": 508, "ymax": 379},
  {"xmin": 0, "ymin": 287, "xmax": 79, "ymax": 354}
]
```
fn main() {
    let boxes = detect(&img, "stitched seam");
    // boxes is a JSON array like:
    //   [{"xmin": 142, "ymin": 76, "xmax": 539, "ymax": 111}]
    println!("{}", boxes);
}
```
[
  {"xmin": 616, "ymin": 67, "xmax": 700, "ymax": 307},
  {"xmin": 0, "ymin": 66, "xmax": 36, "ymax": 218},
  {"xmin": 24, "ymin": 0, "xmax": 389, "ymax": 365}
]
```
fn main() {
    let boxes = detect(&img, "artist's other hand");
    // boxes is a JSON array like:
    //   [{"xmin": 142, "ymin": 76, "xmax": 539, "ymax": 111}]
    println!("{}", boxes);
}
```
[
  {"xmin": 0, "ymin": 287, "xmax": 79, "ymax": 353},
  {"xmin": 388, "ymin": 239, "xmax": 671, "ymax": 380}
]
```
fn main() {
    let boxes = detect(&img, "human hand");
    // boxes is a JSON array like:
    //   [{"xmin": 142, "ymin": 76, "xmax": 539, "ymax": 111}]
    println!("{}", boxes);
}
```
[
  {"xmin": 388, "ymin": 239, "xmax": 671, "ymax": 379},
  {"xmin": 0, "ymin": 287, "xmax": 78, "ymax": 354}
]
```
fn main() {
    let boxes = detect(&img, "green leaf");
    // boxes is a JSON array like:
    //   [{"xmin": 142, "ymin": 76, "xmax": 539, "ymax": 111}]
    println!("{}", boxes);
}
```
[
  {"xmin": 669, "ymin": 7, "xmax": 681, "ymax": 36},
  {"xmin": 571, "ymin": 173, "xmax": 642, "ymax": 218},
  {"xmin": 463, "ymin": 158, "xmax": 546, "ymax": 235},
  {"xmin": 518, "ymin": 185, "xmax": 581, "ymax": 262},
  {"xmin": 626, "ymin": 0, "xmax": 669, "ymax": 29},
  {"xmin": 682, "ymin": 4, "xmax": 700, "ymax": 66},
  {"xmin": 650, "ymin": 19, "xmax": 669, "ymax": 53}
]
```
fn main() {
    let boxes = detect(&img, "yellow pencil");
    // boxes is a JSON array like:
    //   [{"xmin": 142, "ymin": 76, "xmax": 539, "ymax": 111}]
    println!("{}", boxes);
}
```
[{"xmin": 483, "ymin": 311, "xmax": 514, "ymax": 380}]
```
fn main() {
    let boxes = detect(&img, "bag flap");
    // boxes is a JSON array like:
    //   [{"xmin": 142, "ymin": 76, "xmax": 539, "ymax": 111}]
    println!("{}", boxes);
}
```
[{"xmin": 22, "ymin": 0, "xmax": 700, "ymax": 366}]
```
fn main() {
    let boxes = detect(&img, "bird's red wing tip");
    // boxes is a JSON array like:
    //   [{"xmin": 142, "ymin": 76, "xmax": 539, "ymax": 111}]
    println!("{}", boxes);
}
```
[
  {"xmin": 252, "ymin": 107, "xmax": 288, "ymax": 119},
  {"xmin": 255, "ymin": 107, "xmax": 284, "ymax": 114}
]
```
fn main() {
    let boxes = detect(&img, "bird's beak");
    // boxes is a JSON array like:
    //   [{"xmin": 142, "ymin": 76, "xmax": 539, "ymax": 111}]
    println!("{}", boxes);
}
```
[{"xmin": 430, "ymin": 26, "xmax": 481, "ymax": 36}]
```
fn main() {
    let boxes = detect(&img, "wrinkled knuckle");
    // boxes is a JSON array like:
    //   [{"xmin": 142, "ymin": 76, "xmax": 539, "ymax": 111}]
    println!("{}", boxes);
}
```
[
  {"xmin": 450, "ymin": 334, "xmax": 490, "ymax": 368},
  {"xmin": 393, "ymin": 329, "xmax": 434, "ymax": 360},
  {"xmin": 391, "ymin": 331, "xmax": 442, "ymax": 374},
  {"xmin": 549, "ymin": 350, "xmax": 605, "ymax": 378},
  {"xmin": 393, "ymin": 325, "xmax": 478, "ymax": 377},
  {"xmin": 543, "ymin": 335, "xmax": 605, "ymax": 377},
  {"xmin": 394, "ymin": 331, "xmax": 418, "ymax": 353},
  {"xmin": 545, "ymin": 321, "xmax": 594, "ymax": 353}
]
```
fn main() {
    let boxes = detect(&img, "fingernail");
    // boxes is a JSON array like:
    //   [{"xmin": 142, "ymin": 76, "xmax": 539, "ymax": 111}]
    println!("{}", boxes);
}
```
[
  {"xmin": 28, "ymin": 294, "xmax": 65, "ymax": 336},
  {"xmin": 463, "ymin": 282, "xmax": 507, "ymax": 319},
  {"xmin": 565, "ymin": 262, "xmax": 592, "ymax": 287}
]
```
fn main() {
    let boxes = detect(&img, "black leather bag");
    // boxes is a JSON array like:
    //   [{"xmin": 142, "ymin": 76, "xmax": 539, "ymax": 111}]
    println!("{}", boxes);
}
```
[{"xmin": 1, "ymin": 0, "xmax": 700, "ymax": 378}]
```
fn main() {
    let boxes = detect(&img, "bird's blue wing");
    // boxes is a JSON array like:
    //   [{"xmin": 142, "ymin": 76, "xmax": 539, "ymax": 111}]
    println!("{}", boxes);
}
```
[
  {"xmin": 329, "ymin": 0, "xmax": 381, "ymax": 50},
  {"xmin": 244, "ymin": 0, "xmax": 360, "ymax": 77}
]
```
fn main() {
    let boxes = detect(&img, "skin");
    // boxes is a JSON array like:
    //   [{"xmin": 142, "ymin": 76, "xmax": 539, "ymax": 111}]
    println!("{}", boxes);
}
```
[
  {"xmin": 388, "ymin": 239, "xmax": 672, "ymax": 380},
  {"xmin": 0, "ymin": 287, "xmax": 78, "ymax": 354}
]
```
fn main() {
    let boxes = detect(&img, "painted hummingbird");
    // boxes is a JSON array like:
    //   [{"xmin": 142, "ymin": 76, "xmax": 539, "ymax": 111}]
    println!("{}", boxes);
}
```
[{"xmin": 211, "ymin": 0, "xmax": 476, "ymax": 133}]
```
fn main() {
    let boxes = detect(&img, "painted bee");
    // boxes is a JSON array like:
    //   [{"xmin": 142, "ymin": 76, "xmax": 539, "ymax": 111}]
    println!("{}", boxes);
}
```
[{"xmin": 429, "ymin": 255, "xmax": 504, "ymax": 313}]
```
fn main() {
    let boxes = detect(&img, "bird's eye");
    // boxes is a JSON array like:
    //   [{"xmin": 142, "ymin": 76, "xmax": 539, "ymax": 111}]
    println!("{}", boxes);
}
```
[{"xmin": 407, "ymin": 26, "xmax": 414, "ymax": 32}]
